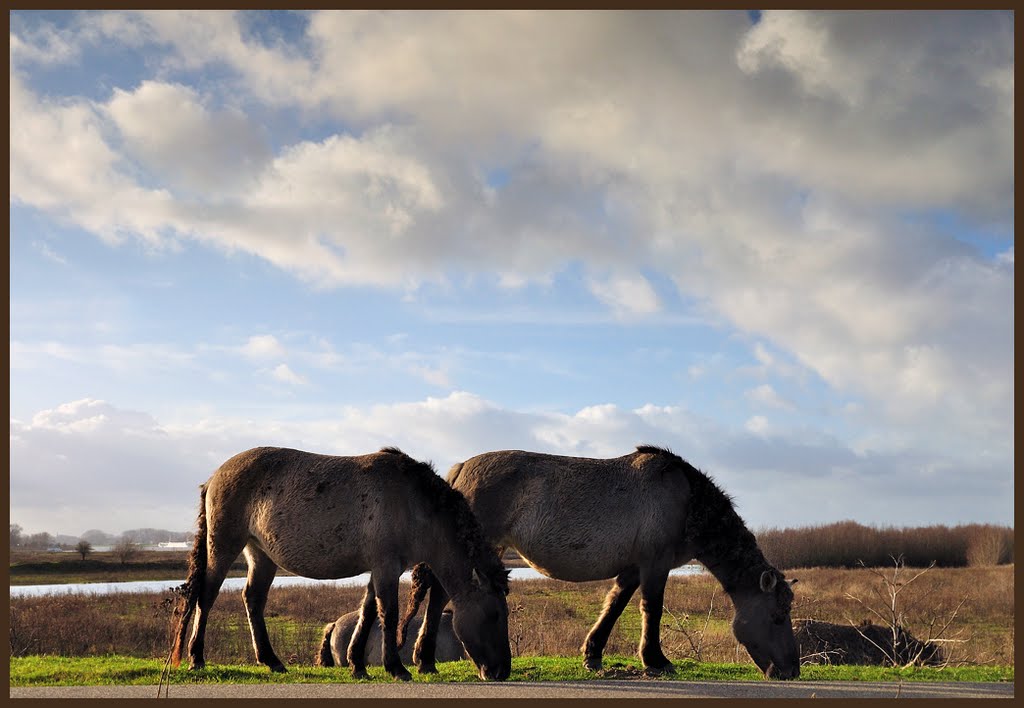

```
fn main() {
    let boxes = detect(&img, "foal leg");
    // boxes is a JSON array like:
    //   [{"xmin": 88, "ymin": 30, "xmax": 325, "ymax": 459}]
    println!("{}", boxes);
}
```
[
  {"xmin": 241, "ymin": 545, "xmax": 285, "ymax": 672},
  {"xmin": 374, "ymin": 570, "xmax": 413, "ymax": 681},
  {"xmin": 581, "ymin": 567, "xmax": 640, "ymax": 671},
  {"xmin": 413, "ymin": 582, "xmax": 450, "ymax": 674},
  {"xmin": 638, "ymin": 568, "xmax": 673, "ymax": 673},
  {"xmin": 347, "ymin": 579, "xmax": 377, "ymax": 680}
]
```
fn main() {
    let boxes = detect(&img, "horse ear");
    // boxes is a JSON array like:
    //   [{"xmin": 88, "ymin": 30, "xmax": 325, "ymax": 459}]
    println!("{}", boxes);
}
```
[
  {"xmin": 759, "ymin": 570, "xmax": 777, "ymax": 593},
  {"xmin": 788, "ymin": 578, "xmax": 799, "ymax": 586},
  {"xmin": 471, "ymin": 568, "xmax": 482, "ymax": 588}
]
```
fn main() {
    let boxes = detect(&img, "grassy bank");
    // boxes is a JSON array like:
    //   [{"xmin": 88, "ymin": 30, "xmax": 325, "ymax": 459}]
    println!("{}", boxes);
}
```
[{"xmin": 9, "ymin": 654, "xmax": 1013, "ymax": 687}]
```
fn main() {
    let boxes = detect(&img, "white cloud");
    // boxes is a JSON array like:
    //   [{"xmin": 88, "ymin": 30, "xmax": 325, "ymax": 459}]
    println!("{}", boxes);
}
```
[
  {"xmin": 737, "ymin": 10, "xmax": 864, "ymax": 105},
  {"xmin": 34, "ymin": 240, "xmax": 68, "ymax": 266},
  {"xmin": 745, "ymin": 384, "xmax": 793, "ymax": 411},
  {"xmin": 745, "ymin": 415, "xmax": 770, "ymax": 436},
  {"xmin": 241, "ymin": 334, "xmax": 286, "ymax": 360},
  {"xmin": 996, "ymin": 246, "xmax": 1013, "ymax": 266},
  {"xmin": 9, "ymin": 24, "xmax": 79, "ymax": 65},
  {"xmin": 586, "ymin": 272, "xmax": 660, "ymax": 316},
  {"xmin": 269, "ymin": 363, "xmax": 307, "ymax": 385},
  {"xmin": 105, "ymin": 81, "xmax": 271, "ymax": 195},
  {"xmin": 9, "ymin": 70, "xmax": 175, "ymax": 246}
]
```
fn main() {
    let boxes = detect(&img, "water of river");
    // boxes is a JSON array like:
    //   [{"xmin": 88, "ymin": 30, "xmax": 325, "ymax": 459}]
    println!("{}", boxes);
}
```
[{"xmin": 10, "ymin": 565, "xmax": 704, "ymax": 598}]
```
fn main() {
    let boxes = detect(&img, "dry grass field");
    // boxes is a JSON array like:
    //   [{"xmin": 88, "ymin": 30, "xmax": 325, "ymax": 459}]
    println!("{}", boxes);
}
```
[{"xmin": 9, "ymin": 564, "xmax": 1013, "ymax": 669}]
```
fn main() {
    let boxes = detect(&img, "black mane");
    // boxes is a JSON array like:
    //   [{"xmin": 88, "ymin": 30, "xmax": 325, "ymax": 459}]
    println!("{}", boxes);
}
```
[
  {"xmin": 391, "ymin": 450, "xmax": 508, "ymax": 593},
  {"xmin": 635, "ymin": 444, "xmax": 777, "ymax": 595}
]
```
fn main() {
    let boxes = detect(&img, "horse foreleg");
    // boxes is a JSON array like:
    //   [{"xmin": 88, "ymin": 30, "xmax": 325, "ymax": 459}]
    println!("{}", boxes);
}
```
[
  {"xmin": 347, "ymin": 579, "xmax": 377, "ymax": 680},
  {"xmin": 413, "ymin": 581, "xmax": 450, "ymax": 674},
  {"xmin": 638, "ymin": 568, "xmax": 674, "ymax": 673},
  {"xmin": 581, "ymin": 567, "xmax": 640, "ymax": 671},
  {"xmin": 241, "ymin": 545, "xmax": 285, "ymax": 672},
  {"xmin": 374, "ymin": 571, "xmax": 413, "ymax": 681}
]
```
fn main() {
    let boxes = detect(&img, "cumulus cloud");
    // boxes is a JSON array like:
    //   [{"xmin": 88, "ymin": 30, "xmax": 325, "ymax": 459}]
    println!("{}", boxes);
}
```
[
  {"xmin": 8, "ymin": 11, "xmax": 1013, "ymax": 527},
  {"xmin": 105, "ymin": 81, "xmax": 272, "ymax": 196}
]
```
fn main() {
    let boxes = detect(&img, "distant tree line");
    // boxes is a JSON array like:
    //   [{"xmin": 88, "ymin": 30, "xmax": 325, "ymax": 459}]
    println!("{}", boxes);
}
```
[
  {"xmin": 12, "ymin": 520, "xmax": 1013, "ymax": 569},
  {"xmin": 757, "ymin": 521, "xmax": 1014, "ymax": 569},
  {"xmin": 9, "ymin": 524, "xmax": 192, "ymax": 550}
]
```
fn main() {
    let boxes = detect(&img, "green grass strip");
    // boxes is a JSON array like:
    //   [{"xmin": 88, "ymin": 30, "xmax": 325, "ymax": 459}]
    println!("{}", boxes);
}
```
[{"xmin": 9, "ymin": 655, "xmax": 1013, "ymax": 687}]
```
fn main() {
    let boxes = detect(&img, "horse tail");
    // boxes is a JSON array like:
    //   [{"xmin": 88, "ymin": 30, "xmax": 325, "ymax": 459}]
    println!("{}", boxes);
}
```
[
  {"xmin": 316, "ymin": 622, "xmax": 336, "ymax": 667},
  {"xmin": 171, "ymin": 483, "xmax": 208, "ymax": 667},
  {"xmin": 446, "ymin": 461, "xmax": 464, "ymax": 486},
  {"xmin": 397, "ymin": 562, "xmax": 435, "ymax": 648}
]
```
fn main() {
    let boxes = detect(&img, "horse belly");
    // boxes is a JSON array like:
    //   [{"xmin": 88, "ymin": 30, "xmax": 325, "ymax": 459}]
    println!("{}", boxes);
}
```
[
  {"xmin": 249, "ymin": 507, "xmax": 375, "ymax": 579},
  {"xmin": 507, "ymin": 507, "xmax": 674, "ymax": 582},
  {"xmin": 509, "ymin": 531, "xmax": 644, "ymax": 582}
]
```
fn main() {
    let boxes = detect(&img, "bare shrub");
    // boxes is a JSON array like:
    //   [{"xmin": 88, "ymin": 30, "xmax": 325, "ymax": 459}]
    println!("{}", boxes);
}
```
[
  {"xmin": 965, "ymin": 525, "xmax": 1011, "ymax": 567},
  {"xmin": 841, "ymin": 556, "xmax": 967, "ymax": 668},
  {"xmin": 113, "ymin": 537, "xmax": 142, "ymax": 565}
]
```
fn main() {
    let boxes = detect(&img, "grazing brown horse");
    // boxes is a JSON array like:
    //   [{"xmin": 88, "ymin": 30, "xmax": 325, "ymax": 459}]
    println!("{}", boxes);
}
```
[
  {"xmin": 317, "ymin": 609, "xmax": 466, "ymax": 668},
  {"xmin": 170, "ymin": 446, "xmax": 511, "ymax": 681},
  {"xmin": 402, "ymin": 445, "xmax": 799, "ymax": 679}
]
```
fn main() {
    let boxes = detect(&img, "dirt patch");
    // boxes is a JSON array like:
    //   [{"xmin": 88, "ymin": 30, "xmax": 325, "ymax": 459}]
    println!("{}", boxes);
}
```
[{"xmin": 597, "ymin": 663, "xmax": 669, "ymax": 680}]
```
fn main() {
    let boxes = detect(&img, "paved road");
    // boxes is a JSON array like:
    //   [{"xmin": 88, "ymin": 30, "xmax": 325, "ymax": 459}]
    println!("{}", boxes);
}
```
[{"xmin": 10, "ymin": 680, "xmax": 1014, "ymax": 699}]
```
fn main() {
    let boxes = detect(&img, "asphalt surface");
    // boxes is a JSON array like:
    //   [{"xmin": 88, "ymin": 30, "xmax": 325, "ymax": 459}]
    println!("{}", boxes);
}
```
[{"xmin": 10, "ymin": 680, "xmax": 1014, "ymax": 699}]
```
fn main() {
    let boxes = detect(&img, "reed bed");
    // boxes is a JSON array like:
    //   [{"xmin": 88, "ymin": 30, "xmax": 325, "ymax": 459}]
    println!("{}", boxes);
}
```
[{"xmin": 756, "ymin": 522, "xmax": 1014, "ymax": 569}]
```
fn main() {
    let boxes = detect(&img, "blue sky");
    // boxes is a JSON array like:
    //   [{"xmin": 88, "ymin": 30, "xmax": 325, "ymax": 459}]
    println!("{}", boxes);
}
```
[{"xmin": 9, "ymin": 10, "xmax": 1014, "ymax": 538}]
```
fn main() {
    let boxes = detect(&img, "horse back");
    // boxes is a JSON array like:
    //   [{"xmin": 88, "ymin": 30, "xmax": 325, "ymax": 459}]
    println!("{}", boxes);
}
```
[
  {"xmin": 204, "ymin": 447, "xmax": 434, "ymax": 578},
  {"xmin": 451, "ymin": 449, "xmax": 694, "ymax": 580}
]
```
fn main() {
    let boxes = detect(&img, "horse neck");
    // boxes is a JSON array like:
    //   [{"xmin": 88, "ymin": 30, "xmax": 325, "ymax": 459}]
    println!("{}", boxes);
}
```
[
  {"xmin": 697, "ymin": 539, "xmax": 770, "ymax": 600},
  {"xmin": 422, "ymin": 536, "xmax": 477, "ymax": 600},
  {"xmin": 415, "ymin": 508, "xmax": 484, "ymax": 601},
  {"xmin": 689, "ymin": 494, "xmax": 770, "ymax": 599}
]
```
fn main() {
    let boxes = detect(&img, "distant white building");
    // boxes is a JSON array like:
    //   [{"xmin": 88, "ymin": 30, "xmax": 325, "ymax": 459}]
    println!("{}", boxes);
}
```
[{"xmin": 156, "ymin": 541, "xmax": 190, "ymax": 550}]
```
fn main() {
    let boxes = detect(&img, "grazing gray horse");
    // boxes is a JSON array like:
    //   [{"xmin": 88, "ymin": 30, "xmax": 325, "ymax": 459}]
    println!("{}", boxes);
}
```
[
  {"xmin": 402, "ymin": 445, "xmax": 799, "ymax": 679},
  {"xmin": 317, "ymin": 609, "xmax": 466, "ymax": 668},
  {"xmin": 170, "ymin": 446, "xmax": 511, "ymax": 681}
]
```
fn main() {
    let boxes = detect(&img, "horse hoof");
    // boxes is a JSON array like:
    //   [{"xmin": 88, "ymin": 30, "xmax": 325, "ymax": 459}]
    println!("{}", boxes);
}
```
[
  {"xmin": 392, "ymin": 669, "xmax": 413, "ymax": 682},
  {"xmin": 269, "ymin": 663, "xmax": 287, "ymax": 673},
  {"xmin": 643, "ymin": 662, "xmax": 675, "ymax": 676},
  {"xmin": 352, "ymin": 669, "xmax": 369, "ymax": 680},
  {"xmin": 417, "ymin": 664, "xmax": 439, "ymax": 675},
  {"xmin": 583, "ymin": 657, "xmax": 603, "ymax": 672}
]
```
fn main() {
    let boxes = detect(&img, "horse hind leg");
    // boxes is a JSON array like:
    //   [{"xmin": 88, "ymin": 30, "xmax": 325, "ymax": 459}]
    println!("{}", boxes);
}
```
[
  {"xmin": 638, "ymin": 568, "xmax": 674, "ymax": 673},
  {"xmin": 241, "ymin": 544, "xmax": 286, "ymax": 672},
  {"xmin": 187, "ymin": 532, "xmax": 245, "ymax": 670},
  {"xmin": 581, "ymin": 567, "xmax": 640, "ymax": 671}
]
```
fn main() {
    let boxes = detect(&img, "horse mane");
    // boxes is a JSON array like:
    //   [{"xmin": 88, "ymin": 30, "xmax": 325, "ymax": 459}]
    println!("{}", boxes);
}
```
[
  {"xmin": 634, "ymin": 444, "xmax": 778, "ymax": 595},
  {"xmin": 387, "ymin": 449, "xmax": 509, "ymax": 594}
]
